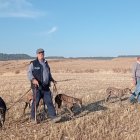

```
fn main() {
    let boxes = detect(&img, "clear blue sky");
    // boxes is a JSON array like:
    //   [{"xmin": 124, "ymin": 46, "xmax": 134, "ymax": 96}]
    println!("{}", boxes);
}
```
[{"xmin": 0, "ymin": 0, "xmax": 140, "ymax": 57}]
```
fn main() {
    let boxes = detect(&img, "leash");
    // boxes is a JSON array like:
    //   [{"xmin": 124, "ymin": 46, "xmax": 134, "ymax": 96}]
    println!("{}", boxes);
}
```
[
  {"xmin": 55, "ymin": 79, "xmax": 75, "ymax": 83},
  {"xmin": 7, "ymin": 88, "xmax": 31, "ymax": 111}
]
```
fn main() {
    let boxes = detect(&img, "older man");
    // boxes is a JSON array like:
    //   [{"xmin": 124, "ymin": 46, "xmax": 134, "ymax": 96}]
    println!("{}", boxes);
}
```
[
  {"xmin": 130, "ymin": 56, "xmax": 140, "ymax": 103},
  {"xmin": 28, "ymin": 48, "xmax": 61, "ymax": 123}
]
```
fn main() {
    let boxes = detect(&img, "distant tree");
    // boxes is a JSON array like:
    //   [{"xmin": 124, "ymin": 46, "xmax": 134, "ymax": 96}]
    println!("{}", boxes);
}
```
[{"xmin": 0, "ymin": 53, "xmax": 32, "ymax": 61}]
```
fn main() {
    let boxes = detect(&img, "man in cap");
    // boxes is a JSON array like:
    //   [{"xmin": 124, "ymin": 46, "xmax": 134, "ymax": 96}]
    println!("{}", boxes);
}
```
[
  {"xmin": 130, "ymin": 56, "xmax": 140, "ymax": 103},
  {"xmin": 27, "ymin": 48, "xmax": 61, "ymax": 123}
]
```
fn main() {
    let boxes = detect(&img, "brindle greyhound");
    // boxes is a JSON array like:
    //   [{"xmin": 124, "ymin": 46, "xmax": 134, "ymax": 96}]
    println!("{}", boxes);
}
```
[
  {"xmin": 105, "ymin": 87, "xmax": 132, "ymax": 102},
  {"xmin": 55, "ymin": 94, "xmax": 82, "ymax": 117}
]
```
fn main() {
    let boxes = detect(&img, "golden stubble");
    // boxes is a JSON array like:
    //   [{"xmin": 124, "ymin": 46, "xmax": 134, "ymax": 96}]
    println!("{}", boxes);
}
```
[{"xmin": 0, "ymin": 58, "xmax": 139, "ymax": 140}]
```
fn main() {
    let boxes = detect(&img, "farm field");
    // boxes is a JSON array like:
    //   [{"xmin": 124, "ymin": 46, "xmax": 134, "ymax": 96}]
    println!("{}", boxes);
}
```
[{"xmin": 0, "ymin": 58, "xmax": 139, "ymax": 140}]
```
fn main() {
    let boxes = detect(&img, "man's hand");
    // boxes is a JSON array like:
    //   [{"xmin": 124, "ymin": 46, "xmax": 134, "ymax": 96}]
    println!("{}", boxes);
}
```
[
  {"xmin": 53, "ymin": 80, "xmax": 57, "ymax": 84},
  {"xmin": 133, "ymin": 79, "xmax": 136, "ymax": 86},
  {"xmin": 32, "ymin": 79, "xmax": 39, "ymax": 87}
]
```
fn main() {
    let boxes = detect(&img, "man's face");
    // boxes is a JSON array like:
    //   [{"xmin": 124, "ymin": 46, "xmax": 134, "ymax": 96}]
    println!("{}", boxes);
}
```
[
  {"xmin": 137, "ymin": 58, "xmax": 140, "ymax": 62},
  {"xmin": 37, "ymin": 52, "xmax": 44, "ymax": 60}
]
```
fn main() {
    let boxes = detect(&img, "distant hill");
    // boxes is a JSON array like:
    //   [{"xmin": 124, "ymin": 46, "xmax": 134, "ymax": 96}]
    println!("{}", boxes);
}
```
[
  {"xmin": 0, "ymin": 53, "xmax": 32, "ymax": 61},
  {"xmin": 118, "ymin": 55, "xmax": 140, "ymax": 58},
  {"xmin": 69, "ymin": 57, "xmax": 115, "ymax": 60},
  {"xmin": 0, "ymin": 53, "xmax": 65, "ymax": 61},
  {"xmin": 0, "ymin": 53, "xmax": 139, "ymax": 61},
  {"xmin": 46, "ymin": 56, "xmax": 65, "ymax": 59}
]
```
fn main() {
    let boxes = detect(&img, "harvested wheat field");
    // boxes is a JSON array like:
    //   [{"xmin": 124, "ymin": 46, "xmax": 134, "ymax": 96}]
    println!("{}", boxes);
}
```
[{"xmin": 0, "ymin": 58, "xmax": 140, "ymax": 140}]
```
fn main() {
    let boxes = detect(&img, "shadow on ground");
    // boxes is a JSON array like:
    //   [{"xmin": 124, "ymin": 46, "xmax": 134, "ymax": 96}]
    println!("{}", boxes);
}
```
[
  {"xmin": 107, "ymin": 96, "xmax": 129, "ymax": 103},
  {"xmin": 60, "ymin": 96, "xmax": 131, "ymax": 123},
  {"xmin": 14, "ymin": 96, "xmax": 131, "ymax": 124},
  {"xmin": 60, "ymin": 99, "xmax": 108, "ymax": 123}
]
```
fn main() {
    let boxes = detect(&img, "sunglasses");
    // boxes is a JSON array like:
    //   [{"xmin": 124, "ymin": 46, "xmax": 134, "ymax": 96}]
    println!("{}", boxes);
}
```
[{"xmin": 38, "ymin": 51, "xmax": 44, "ymax": 54}]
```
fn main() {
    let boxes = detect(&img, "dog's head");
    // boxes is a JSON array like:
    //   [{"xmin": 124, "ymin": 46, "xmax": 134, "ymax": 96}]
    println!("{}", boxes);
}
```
[
  {"xmin": 0, "ymin": 108, "xmax": 5, "ymax": 127},
  {"xmin": 123, "ymin": 88, "xmax": 132, "ymax": 95}
]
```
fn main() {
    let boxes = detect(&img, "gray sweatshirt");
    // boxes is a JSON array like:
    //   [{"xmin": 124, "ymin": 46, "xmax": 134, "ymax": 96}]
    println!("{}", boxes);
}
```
[{"xmin": 132, "ymin": 62, "xmax": 140, "ymax": 81}]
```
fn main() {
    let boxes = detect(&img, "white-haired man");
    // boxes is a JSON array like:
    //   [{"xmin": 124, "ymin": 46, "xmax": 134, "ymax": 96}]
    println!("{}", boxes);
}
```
[{"xmin": 28, "ymin": 48, "xmax": 61, "ymax": 123}]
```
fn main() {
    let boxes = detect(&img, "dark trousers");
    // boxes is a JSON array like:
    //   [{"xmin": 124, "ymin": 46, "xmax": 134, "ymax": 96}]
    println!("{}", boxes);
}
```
[{"xmin": 31, "ymin": 88, "xmax": 56, "ymax": 119}]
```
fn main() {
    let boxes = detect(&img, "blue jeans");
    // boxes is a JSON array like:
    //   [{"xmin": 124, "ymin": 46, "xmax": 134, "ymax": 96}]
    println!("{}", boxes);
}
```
[
  {"xmin": 130, "ymin": 80, "xmax": 140, "ymax": 103},
  {"xmin": 31, "ymin": 88, "xmax": 56, "ymax": 119}
]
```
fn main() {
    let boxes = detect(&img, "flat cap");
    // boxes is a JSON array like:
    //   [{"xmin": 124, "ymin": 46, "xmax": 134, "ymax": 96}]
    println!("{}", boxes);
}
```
[{"xmin": 36, "ymin": 48, "xmax": 44, "ymax": 54}]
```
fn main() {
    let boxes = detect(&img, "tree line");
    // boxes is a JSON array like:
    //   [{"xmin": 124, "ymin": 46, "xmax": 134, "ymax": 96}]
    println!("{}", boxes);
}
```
[{"xmin": 0, "ymin": 53, "xmax": 139, "ymax": 61}]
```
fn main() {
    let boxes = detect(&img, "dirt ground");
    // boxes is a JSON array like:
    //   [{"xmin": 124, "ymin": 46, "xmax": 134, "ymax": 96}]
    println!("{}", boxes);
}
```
[{"xmin": 0, "ymin": 58, "xmax": 139, "ymax": 140}]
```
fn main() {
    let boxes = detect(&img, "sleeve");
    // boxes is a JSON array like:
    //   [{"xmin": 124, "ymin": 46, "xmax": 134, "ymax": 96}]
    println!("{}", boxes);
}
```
[
  {"xmin": 49, "ymin": 71, "xmax": 55, "ymax": 82},
  {"xmin": 48, "ymin": 66, "xmax": 55, "ymax": 82},
  {"xmin": 132, "ymin": 63, "xmax": 137, "ymax": 80},
  {"xmin": 45, "ymin": 61, "xmax": 55, "ymax": 82},
  {"xmin": 27, "ymin": 63, "xmax": 35, "ymax": 81}
]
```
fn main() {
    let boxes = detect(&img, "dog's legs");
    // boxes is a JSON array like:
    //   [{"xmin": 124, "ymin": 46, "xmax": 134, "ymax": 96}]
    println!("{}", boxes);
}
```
[
  {"xmin": 66, "ymin": 107, "xmax": 74, "ymax": 118},
  {"xmin": 119, "ymin": 97, "xmax": 122, "ymax": 102},
  {"xmin": 44, "ymin": 104, "xmax": 47, "ymax": 113},
  {"xmin": 3, "ymin": 113, "xmax": 5, "ymax": 125},
  {"xmin": 55, "ymin": 103, "xmax": 61, "ymax": 115},
  {"xmin": 105, "ymin": 94, "xmax": 111, "ymax": 102},
  {"xmin": 71, "ymin": 106, "xmax": 74, "ymax": 112},
  {"xmin": 55, "ymin": 103, "xmax": 58, "ymax": 115},
  {"xmin": 23, "ymin": 102, "xmax": 28, "ymax": 115},
  {"xmin": 0, "ymin": 121, "xmax": 2, "ymax": 128},
  {"xmin": 119, "ymin": 97, "xmax": 123, "ymax": 106}
]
